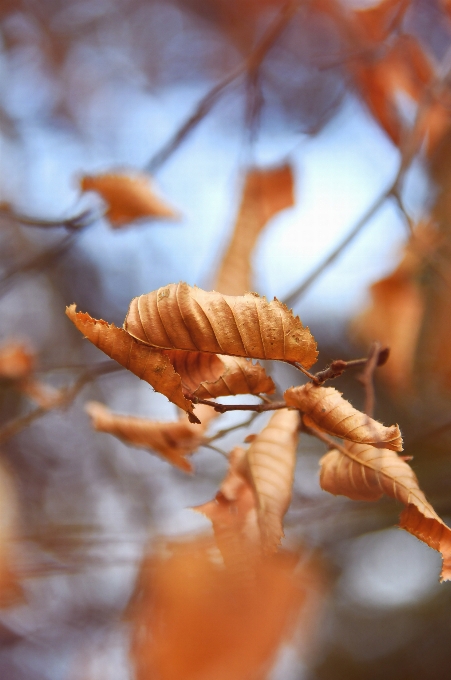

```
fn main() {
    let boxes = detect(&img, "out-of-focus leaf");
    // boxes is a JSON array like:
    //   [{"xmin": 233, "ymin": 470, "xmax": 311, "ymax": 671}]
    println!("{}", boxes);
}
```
[
  {"xmin": 0, "ymin": 462, "xmax": 22, "ymax": 606},
  {"xmin": 0, "ymin": 342, "xmax": 34, "ymax": 381},
  {"xmin": 80, "ymin": 172, "xmax": 180, "ymax": 227},
  {"xmin": 320, "ymin": 441, "xmax": 451, "ymax": 581},
  {"xmin": 354, "ymin": 0, "xmax": 410, "ymax": 44},
  {"xmin": 124, "ymin": 282, "xmax": 318, "ymax": 367},
  {"xmin": 164, "ymin": 350, "xmax": 275, "ymax": 398},
  {"xmin": 195, "ymin": 447, "xmax": 260, "ymax": 570},
  {"xmin": 352, "ymin": 36, "xmax": 434, "ymax": 145},
  {"xmin": 215, "ymin": 164, "xmax": 294, "ymax": 296},
  {"xmin": 351, "ymin": 224, "xmax": 437, "ymax": 390},
  {"xmin": 85, "ymin": 402, "xmax": 216, "ymax": 472},
  {"xmin": 285, "ymin": 383, "xmax": 403, "ymax": 451},
  {"xmin": 129, "ymin": 536, "xmax": 314, "ymax": 680},
  {"xmin": 66, "ymin": 305, "xmax": 198, "ymax": 421},
  {"xmin": 247, "ymin": 409, "xmax": 299, "ymax": 554}
]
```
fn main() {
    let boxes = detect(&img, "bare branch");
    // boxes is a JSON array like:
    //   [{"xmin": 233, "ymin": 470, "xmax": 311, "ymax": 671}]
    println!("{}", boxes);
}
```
[
  {"xmin": 282, "ymin": 179, "xmax": 398, "ymax": 308},
  {"xmin": 145, "ymin": 0, "xmax": 299, "ymax": 173},
  {"xmin": 0, "ymin": 234, "xmax": 78, "ymax": 297},
  {"xmin": 192, "ymin": 397, "xmax": 288, "ymax": 414},
  {"xmin": 357, "ymin": 342, "xmax": 383, "ymax": 418},
  {"xmin": 0, "ymin": 206, "xmax": 99, "ymax": 231},
  {"xmin": 0, "ymin": 362, "xmax": 122, "ymax": 445}
]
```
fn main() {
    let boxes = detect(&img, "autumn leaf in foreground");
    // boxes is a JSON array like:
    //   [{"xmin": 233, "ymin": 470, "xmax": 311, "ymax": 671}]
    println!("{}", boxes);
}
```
[
  {"xmin": 215, "ymin": 164, "xmax": 294, "ymax": 296},
  {"xmin": 80, "ymin": 171, "xmax": 179, "ymax": 227},
  {"xmin": 320, "ymin": 441, "xmax": 451, "ymax": 581},
  {"xmin": 164, "ymin": 350, "xmax": 275, "ymax": 398},
  {"xmin": 66, "ymin": 305, "xmax": 198, "ymax": 422},
  {"xmin": 129, "ymin": 536, "xmax": 316, "ymax": 680},
  {"xmin": 124, "ymin": 282, "xmax": 318, "ymax": 367},
  {"xmin": 247, "ymin": 409, "xmax": 299, "ymax": 554},
  {"xmin": 285, "ymin": 383, "xmax": 403, "ymax": 451},
  {"xmin": 86, "ymin": 402, "xmax": 216, "ymax": 472}
]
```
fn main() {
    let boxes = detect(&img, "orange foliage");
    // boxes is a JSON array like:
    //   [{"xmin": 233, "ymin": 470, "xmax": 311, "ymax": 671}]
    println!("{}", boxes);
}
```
[{"xmin": 129, "ymin": 536, "xmax": 324, "ymax": 680}]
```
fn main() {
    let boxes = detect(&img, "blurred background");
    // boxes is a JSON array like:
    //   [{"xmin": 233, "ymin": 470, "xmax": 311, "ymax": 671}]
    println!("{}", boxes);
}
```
[{"xmin": 1, "ymin": 0, "xmax": 451, "ymax": 678}]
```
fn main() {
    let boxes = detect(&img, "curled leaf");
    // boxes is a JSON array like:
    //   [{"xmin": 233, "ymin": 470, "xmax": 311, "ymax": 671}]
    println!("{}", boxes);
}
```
[
  {"xmin": 86, "ymin": 402, "xmax": 216, "ymax": 472},
  {"xmin": 247, "ymin": 409, "xmax": 299, "ymax": 554},
  {"xmin": 124, "ymin": 282, "xmax": 318, "ymax": 367},
  {"xmin": 66, "ymin": 305, "xmax": 197, "ymax": 421},
  {"xmin": 195, "ymin": 447, "xmax": 260, "ymax": 570},
  {"xmin": 80, "ymin": 172, "xmax": 179, "ymax": 227},
  {"xmin": 215, "ymin": 164, "xmax": 294, "ymax": 296},
  {"xmin": 320, "ymin": 441, "xmax": 451, "ymax": 581},
  {"xmin": 164, "ymin": 350, "xmax": 275, "ymax": 399},
  {"xmin": 285, "ymin": 383, "xmax": 403, "ymax": 451}
]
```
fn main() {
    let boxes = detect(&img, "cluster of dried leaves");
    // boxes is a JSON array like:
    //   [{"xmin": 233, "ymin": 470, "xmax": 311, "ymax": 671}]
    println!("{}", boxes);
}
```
[{"xmin": 4, "ymin": 1, "xmax": 451, "ymax": 677}]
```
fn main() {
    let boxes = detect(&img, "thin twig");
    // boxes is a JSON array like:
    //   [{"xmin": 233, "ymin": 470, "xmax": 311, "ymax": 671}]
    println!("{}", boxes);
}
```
[
  {"xmin": 0, "ymin": 233, "xmax": 78, "ymax": 297},
  {"xmin": 145, "ymin": 0, "xmax": 299, "ymax": 173},
  {"xmin": 206, "ymin": 412, "xmax": 260, "ymax": 443},
  {"xmin": 201, "ymin": 442, "xmax": 229, "ymax": 459},
  {"xmin": 312, "ymin": 346, "xmax": 389, "ymax": 385},
  {"xmin": 357, "ymin": 341, "xmax": 382, "ymax": 418},
  {"xmin": 192, "ymin": 397, "xmax": 288, "ymax": 414},
  {"xmin": 0, "ymin": 206, "xmax": 99, "ymax": 231},
  {"xmin": 0, "ymin": 362, "xmax": 122, "ymax": 445},
  {"xmin": 282, "ymin": 178, "xmax": 398, "ymax": 308}
]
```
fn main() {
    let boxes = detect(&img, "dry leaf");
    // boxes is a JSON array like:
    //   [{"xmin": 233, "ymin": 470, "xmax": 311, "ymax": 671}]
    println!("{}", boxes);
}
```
[
  {"xmin": 351, "ymin": 224, "xmax": 436, "ymax": 390},
  {"xmin": 0, "ymin": 461, "xmax": 22, "ymax": 605},
  {"xmin": 124, "ymin": 282, "xmax": 318, "ymax": 367},
  {"xmin": 285, "ymin": 383, "xmax": 403, "ymax": 451},
  {"xmin": 164, "ymin": 350, "xmax": 275, "ymax": 399},
  {"xmin": 129, "ymin": 536, "xmax": 310, "ymax": 680},
  {"xmin": 0, "ymin": 342, "xmax": 34, "ymax": 381},
  {"xmin": 85, "ymin": 402, "xmax": 216, "ymax": 472},
  {"xmin": 354, "ymin": 0, "xmax": 410, "ymax": 45},
  {"xmin": 247, "ymin": 409, "xmax": 299, "ymax": 554},
  {"xmin": 319, "ymin": 441, "xmax": 451, "ymax": 581},
  {"xmin": 195, "ymin": 447, "xmax": 261, "ymax": 570},
  {"xmin": 215, "ymin": 164, "xmax": 294, "ymax": 296},
  {"xmin": 66, "ymin": 305, "xmax": 197, "ymax": 421},
  {"xmin": 80, "ymin": 172, "xmax": 179, "ymax": 227},
  {"xmin": 352, "ymin": 36, "xmax": 434, "ymax": 145}
]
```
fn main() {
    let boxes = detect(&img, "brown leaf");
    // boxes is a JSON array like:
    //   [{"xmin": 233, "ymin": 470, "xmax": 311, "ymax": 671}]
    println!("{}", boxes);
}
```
[
  {"xmin": 80, "ymin": 172, "xmax": 179, "ymax": 227},
  {"xmin": 285, "ymin": 383, "xmax": 403, "ymax": 451},
  {"xmin": 66, "ymin": 305, "xmax": 198, "ymax": 421},
  {"xmin": 351, "ymin": 224, "xmax": 436, "ymax": 391},
  {"xmin": 352, "ymin": 36, "xmax": 434, "ymax": 145},
  {"xmin": 319, "ymin": 441, "xmax": 451, "ymax": 581},
  {"xmin": 124, "ymin": 282, "xmax": 318, "ymax": 367},
  {"xmin": 164, "ymin": 350, "xmax": 275, "ymax": 399},
  {"xmin": 247, "ymin": 409, "xmax": 299, "ymax": 554},
  {"xmin": 354, "ymin": 0, "xmax": 410, "ymax": 45},
  {"xmin": 0, "ymin": 461, "xmax": 22, "ymax": 606},
  {"xmin": 215, "ymin": 164, "xmax": 294, "ymax": 296},
  {"xmin": 195, "ymin": 447, "xmax": 260, "ymax": 570},
  {"xmin": 85, "ymin": 402, "xmax": 216, "ymax": 472},
  {"xmin": 0, "ymin": 342, "xmax": 34, "ymax": 381},
  {"xmin": 129, "ymin": 536, "xmax": 312, "ymax": 680}
]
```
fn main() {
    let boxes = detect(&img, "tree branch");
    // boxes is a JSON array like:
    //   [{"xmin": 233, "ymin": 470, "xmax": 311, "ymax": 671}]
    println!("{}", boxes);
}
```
[
  {"xmin": 145, "ymin": 0, "xmax": 299, "ymax": 173},
  {"xmin": 192, "ymin": 397, "xmax": 288, "ymax": 414},
  {"xmin": 282, "ymin": 178, "xmax": 398, "ymax": 308},
  {"xmin": 0, "ymin": 362, "xmax": 122, "ymax": 445}
]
